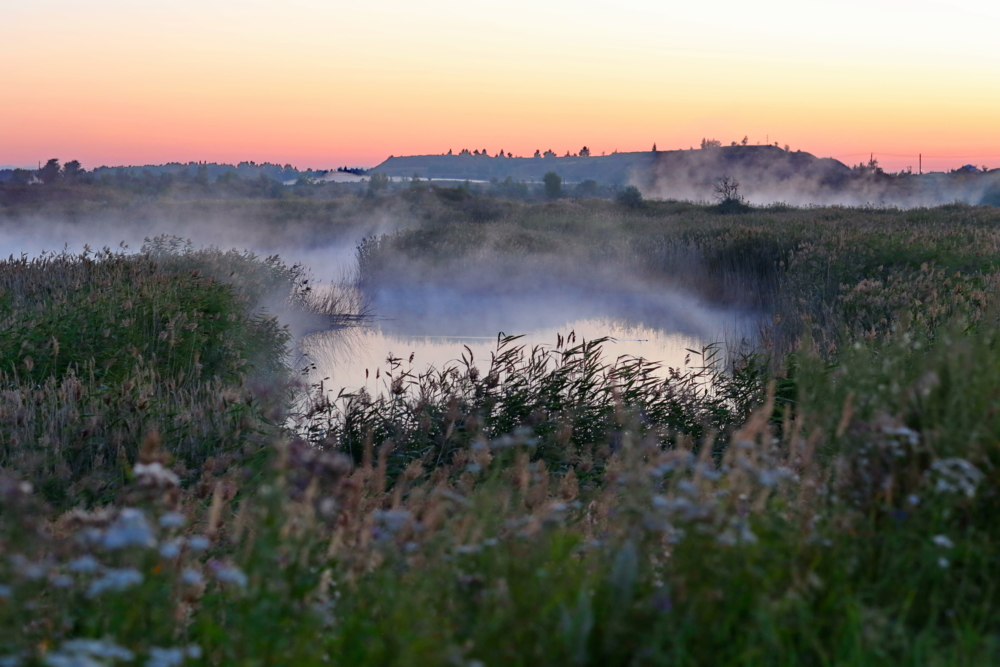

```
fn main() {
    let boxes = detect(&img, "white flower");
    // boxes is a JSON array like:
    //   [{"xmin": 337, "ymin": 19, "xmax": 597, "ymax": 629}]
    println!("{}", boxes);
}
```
[
  {"xmin": 102, "ymin": 509, "xmax": 156, "ymax": 550},
  {"xmin": 144, "ymin": 646, "xmax": 200, "ymax": 667},
  {"xmin": 133, "ymin": 462, "xmax": 180, "ymax": 489},
  {"xmin": 45, "ymin": 639, "xmax": 134, "ymax": 666},
  {"xmin": 931, "ymin": 458, "xmax": 984, "ymax": 498},
  {"xmin": 158, "ymin": 540, "xmax": 182, "ymax": 559},
  {"xmin": 938, "ymin": 557, "xmax": 950, "ymax": 569},
  {"xmin": 932, "ymin": 535, "xmax": 954, "ymax": 549},
  {"xmin": 180, "ymin": 568, "xmax": 203, "ymax": 586},
  {"xmin": 209, "ymin": 561, "xmax": 247, "ymax": 588},
  {"xmin": 158, "ymin": 512, "xmax": 186, "ymax": 529},
  {"xmin": 87, "ymin": 568, "xmax": 143, "ymax": 597},
  {"xmin": 186, "ymin": 536, "xmax": 210, "ymax": 552},
  {"xmin": 68, "ymin": 556, "xmax": 100, "ymax": 574}
]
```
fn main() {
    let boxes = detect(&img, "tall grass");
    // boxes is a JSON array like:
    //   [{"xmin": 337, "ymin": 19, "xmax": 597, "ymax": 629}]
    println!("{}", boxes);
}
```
[{"xmin": 4, "ymin": 201, "xmax": 1000, "ymax": 664}]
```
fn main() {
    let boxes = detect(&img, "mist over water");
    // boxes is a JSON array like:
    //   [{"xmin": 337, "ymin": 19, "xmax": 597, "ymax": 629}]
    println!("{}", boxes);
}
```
[
  {"xmin": 301, "ymin": 272, "xmax": 760, "ymax": 393},
  {"xmin": 0, "ymin": 201, "xmax": 761, "ymax": 394}
]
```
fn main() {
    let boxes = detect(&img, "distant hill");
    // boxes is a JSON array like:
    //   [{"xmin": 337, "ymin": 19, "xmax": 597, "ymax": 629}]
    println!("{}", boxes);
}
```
[
  {"xmin": 372, "ymin": 146, "xmax": 1000, "ymax": 207},
  {"xmin": 371, "ymin": 146, "xmax": 851, "ymax": 186}
]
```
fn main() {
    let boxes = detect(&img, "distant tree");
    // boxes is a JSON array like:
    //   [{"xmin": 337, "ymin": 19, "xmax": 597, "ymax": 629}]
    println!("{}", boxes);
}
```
[
  {"xmin": 714, "ymin": 176, "xmax": 741, "ymax": 203},
  {"xmin": 38, "ymin": 159, "xmax": 61, "ymax": 184},
  {"xmin": 447, "ymin": 149, "xmax": 453, "ymax": 155},
  {"xmin": 10, "ymin": 169, "xmax": 33, "ymax": 186},
  {"xmin": 543, "ymin": 171, "xmax": 562, "ymax": 199},
  {"xmin": 580, "ymin": 146, "xmax": 590, "ymax": 157},
  {"xmin": 616, "ymin": 185, "xmax": 643, "ymax": 208},
  {"xmin": 652, "ymin": 143, "xmax": 657, "ymax": 152},
  {"xmin": 700, "ymin": 138, "xmax": 722, "ymax": 149},
  {"xmin": 368, "ymin": 172, "xmax": 390, "ymax": 194},
  {"xmin": 543, "ymin": 149, "xmax": 556, "ymax": 158},
  {"xmin": 460, "ymin": 149, "xmax": 471, "ymax": 156},
  {"xmin": 534, "ymin": 150, "xmax": 541, "ymax": 158},
  {"xmin": 194, "ymin": 164, "xmax": 209, "ymax": 186},
  {"xmin": 731, "ymin": 141, "xmax": 738, "ymax": 146},
  {"xmin": 63, "ymin": 160, "xmax": 84, "ymax": 181},
  {"xmin": 473, "ymin": 149, "xmax": 480, "ymax": 156},
  {"xmin": 507, "ymin": 152, "xmax": 512, "ymax": 158},
  {"xmin": 784, "ymin": 144, "xmax": 790, "ymax": 151},
  {"xmin": 741, "ymin": 136, "xmax": 749, "ymax": 146},
  {"xmin": 713, "ymin": 176, "xmax": 749, "ymax": 213}
]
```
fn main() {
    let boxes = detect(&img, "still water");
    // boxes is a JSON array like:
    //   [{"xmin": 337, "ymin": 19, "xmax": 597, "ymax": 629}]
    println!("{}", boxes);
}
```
[{"xmin": 299, "ymin": 286, "xmax": 758, "ymax": 394}]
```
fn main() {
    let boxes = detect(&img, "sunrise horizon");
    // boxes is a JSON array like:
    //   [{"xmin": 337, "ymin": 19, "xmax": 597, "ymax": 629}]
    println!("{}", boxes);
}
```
[{"xmin": 5, "ymin": 1, "xmax": 1000, "ymax": 175}]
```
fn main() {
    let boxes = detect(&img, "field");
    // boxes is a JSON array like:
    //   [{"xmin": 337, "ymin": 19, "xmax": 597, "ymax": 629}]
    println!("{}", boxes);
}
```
[{"xmin": 4, "ymin": 186, "xmax": 1000, "ymax": 665}]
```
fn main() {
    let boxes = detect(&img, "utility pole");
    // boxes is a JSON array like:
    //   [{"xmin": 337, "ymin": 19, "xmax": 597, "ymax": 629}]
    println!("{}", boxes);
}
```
[{"xmin": 919, "ymin": 153, "xmax": 922, "ymax": 175}]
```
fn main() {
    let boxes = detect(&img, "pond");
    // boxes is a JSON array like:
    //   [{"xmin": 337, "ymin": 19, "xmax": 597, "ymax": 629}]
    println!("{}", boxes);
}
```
[{"xmin": 300, "ymin": 284, "xmax": 760, "ymax": 394}]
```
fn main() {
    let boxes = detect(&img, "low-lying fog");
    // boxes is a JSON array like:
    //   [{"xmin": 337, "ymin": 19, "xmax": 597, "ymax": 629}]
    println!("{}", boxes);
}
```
[
  {"xmin": 0, "ymin": 212, "xmax": 759, "ymax": 393},
  {"xmin": 302, "ymin": 291, "xmax": 755, "ymax": 394}
]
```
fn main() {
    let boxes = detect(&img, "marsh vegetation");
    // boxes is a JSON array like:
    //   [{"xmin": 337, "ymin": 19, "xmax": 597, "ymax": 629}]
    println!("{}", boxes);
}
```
[{"xmin": 4, "ymin": 185, "xmax": 1000, "ymax": 664}]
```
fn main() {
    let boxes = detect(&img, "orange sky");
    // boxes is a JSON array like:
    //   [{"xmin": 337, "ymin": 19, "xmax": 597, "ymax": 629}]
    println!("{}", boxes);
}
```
[{"xmin": 4, "ymin": 0, "xmax": 1000, "ymax": 172}]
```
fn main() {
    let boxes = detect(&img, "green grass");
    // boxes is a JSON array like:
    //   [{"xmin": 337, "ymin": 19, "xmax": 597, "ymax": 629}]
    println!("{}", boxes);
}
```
[{"xmin": 4, "ymin": 198, "xmax": 1000, "ymax": 665}]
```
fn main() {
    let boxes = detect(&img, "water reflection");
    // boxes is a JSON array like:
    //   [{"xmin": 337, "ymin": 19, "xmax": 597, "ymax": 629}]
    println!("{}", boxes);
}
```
[{"xmin": 301, "ymin": 313, "xmax": 755, "ymax": 394}]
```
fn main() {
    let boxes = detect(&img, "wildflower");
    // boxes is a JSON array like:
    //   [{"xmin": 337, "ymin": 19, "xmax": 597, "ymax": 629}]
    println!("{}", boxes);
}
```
[
  {"xmin": 10, "ymin": 555, "xmax": 46, "ymax": 581},
  {"xmin": 68, "ymin": 556, "xmax": 100, "ymax": 574},
  {"xmin": 372, "ymin": 509, "xmax": 412, "ymax": 535},
  {"xmin": 180, "ymin": 568, "xmax": 203, "ymax": 586},
  {"xmin": 932, "ymin": 535, "xmax": 954, "ymax": 549},
  {"xmin": 186, "ymin": 536, "xmax": 210, "ymax": 552},
  {"xmin": 209, "ymin": 561, "xmax": 248, "ymax": 588},
  {"xmin": 145, "ymin": 645, "xmax": 202, "ymax": 667},
  {"xmin": 87, "ymin": 568, "xmax": 143, "ymax": 597},
  {"xmin": 44, "ymin": 639, "xmax": 134, "ymax": 666},
  {"xmin": 159, "ymin": 539, "xmax": 182, "ymax": 559},
  {"xmin": 133, "ymin": 462, "xmax": 180, "ymax": 489},
  {"xmin": 907, "ymin": 494, "xmax": 920, "ymax": 506},
  {"xmin": 158, "ymin": 512, "xmax": 186, "ymax": 529},
  {"xmin": 102, "ymin": 509, "xmax": 156, "ymax": 550},
  {"xmin": 930, "ymin": 458, "xmax": 984, "ymax": 498},
  {"xmin": 938, "ymin": 557, "xmax": 950, "ymax": 569}
]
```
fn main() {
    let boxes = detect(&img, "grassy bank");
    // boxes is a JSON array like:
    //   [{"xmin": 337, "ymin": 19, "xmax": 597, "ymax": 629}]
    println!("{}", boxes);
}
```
[{"xmin": 4, "ymin": 201, "xmax": 1000, "ymax": 665}]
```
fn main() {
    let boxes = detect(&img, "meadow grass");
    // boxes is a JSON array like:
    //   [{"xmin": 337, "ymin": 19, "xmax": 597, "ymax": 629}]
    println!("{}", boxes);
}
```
[{"xmin": 3, "ymin": 198, "xmax": 1000, "ymax": 665}]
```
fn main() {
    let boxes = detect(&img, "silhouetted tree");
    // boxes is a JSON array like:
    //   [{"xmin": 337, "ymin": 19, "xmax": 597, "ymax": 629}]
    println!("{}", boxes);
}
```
[
  {"xmin": 543, "ymin": 171, "xmax": 562, "ymax": 199},
  {"xmin": 543, "ymin": 149, "xmax": 556, "ymax": 158},
  {"xmin": 700, "ymin": 138, "xmax": 722, "ymax": 149},
  {"xmin": 10, "ymin": 169, "xmax": 32, "ymax": 186},
  {"xmin": 741, "ymin": 136, "xmax": 749, "ymax": 146},
  {"xmin": 580, "ymin": 146, "xmax": 590, "ymax": 157},
  {"xmin": 38, "ymin": 159, "xmax": 61, "ymax": 184},
  {"xmin": 63, "ymin": 160, "xmax": 84, "ymax": 181},
  {"xmin": 534, "ymin": 150, "xmax": 541, "ymax": 158}
]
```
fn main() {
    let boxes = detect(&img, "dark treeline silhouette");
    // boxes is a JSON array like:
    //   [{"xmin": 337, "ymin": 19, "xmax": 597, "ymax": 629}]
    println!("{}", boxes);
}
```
[{"xmin": 0, "ymin": 160, "xmax": 321, "ymax": 187}]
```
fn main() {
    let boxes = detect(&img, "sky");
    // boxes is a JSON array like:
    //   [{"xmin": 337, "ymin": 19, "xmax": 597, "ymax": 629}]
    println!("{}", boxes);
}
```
[{"xmin": 3, "ymin": 0, "xmax": 1000, "ymax": 172}]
